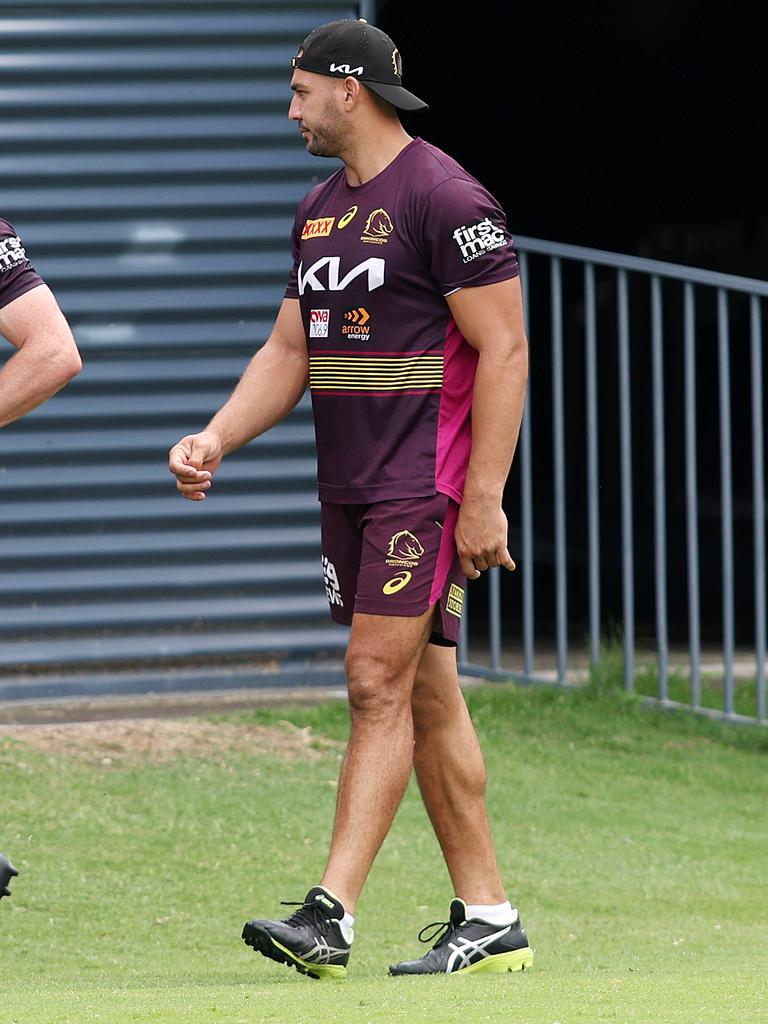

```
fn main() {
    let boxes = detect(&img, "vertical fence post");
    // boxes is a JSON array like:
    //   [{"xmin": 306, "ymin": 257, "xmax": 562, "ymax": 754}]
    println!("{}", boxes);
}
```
[
  {"xmin": 684, "ymin": 283, "xmax": 702, "ymax": 707},
  {"xmin": 717, "ymin": 289, "xmax": 735, "ymax": 714},
  {"xmin": 651, "ymin": 276, "xmax": 668, "ymax": 699},
  {"xmin": 488, "ymin": 569, "xmax": 502, "ymax": 671},
  {"xmin": 751, "ymin": 295, "xmax": 766, "ymax": 720},
  {"xmin": 584, "ymin": 263, "xmax": 601, "ymax": 668},
  {"xmin": 551, "ymin": 258, "xmax": 568, "ymax": 684},
  {"xmin": 519, "ymin": 251, "xmax": 535, "ymax": 678},
  {"xmin": 617, "ymin": 270, "xmax": 635, "ymax": 690},
  {"xmin": 458, "ymin": 582, "xmax": 469, "ymax": 668}
]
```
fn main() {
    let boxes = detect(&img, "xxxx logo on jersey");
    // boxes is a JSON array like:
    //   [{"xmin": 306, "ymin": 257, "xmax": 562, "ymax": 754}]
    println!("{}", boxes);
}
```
[{"xmin": 302, "ymin": 216, "xmax": 335, "ymax": 239}]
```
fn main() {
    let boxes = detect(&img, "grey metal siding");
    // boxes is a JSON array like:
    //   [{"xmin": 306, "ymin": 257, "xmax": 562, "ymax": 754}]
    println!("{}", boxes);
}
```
[{"xmin": 0, "ymin": 1, "xmax": 356, "ymax": 698}]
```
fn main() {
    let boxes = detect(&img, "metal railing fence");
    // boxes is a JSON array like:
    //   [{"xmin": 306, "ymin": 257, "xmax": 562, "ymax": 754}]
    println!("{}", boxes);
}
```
[{"xmin": 458, "ymin": 236, "xmax": 768, "ymax": 728}]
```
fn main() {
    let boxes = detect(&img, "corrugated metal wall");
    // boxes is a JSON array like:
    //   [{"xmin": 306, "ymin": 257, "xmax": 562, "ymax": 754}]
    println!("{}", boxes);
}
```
[{"xmin": 0, "ymin": 0, "xmax": 356, "ymax": 700}]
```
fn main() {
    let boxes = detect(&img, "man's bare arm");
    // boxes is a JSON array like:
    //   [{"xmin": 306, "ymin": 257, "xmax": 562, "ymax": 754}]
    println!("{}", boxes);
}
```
[
  {"xmin": 169, "ymin": 297, "xmax": 308, "ymax": 500},
  {"xmin": 0, "ymin": 285, "xmax": 82, "ymax": 428},
  {"xmin": 446, "ymin": 276, "xmax": 528, "ymax": 579}
]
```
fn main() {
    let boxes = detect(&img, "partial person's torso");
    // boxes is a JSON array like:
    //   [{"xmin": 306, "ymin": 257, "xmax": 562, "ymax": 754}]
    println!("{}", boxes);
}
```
[
  {"xmin": 285, "ymin": 138, "xmax": 518, "ymax": 505},
  {"xmin": 0, "ymin": 218, "xmax": 44, "ymax": 311}
]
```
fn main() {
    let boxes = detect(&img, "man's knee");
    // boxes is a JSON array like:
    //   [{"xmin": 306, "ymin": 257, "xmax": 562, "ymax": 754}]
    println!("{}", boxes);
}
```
[
  {"xmin": 345, "ymin": 647, "xmax": 413, "ymax": 720},
  {"xmin": 411, "ymin": 666, "xmax": 459, "ymax": 736}
]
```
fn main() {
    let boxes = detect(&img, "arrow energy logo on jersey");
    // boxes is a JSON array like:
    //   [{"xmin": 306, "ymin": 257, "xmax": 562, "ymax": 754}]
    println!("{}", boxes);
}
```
[{"xmin": 342, "ymin": 307, "xmax": 371, "ymax": 341}]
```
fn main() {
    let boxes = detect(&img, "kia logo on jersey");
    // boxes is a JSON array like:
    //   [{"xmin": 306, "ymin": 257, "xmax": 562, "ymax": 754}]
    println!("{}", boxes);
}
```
[{"xmin": 297, "ymin": 256, "xmax": 385, "ymax": 295}]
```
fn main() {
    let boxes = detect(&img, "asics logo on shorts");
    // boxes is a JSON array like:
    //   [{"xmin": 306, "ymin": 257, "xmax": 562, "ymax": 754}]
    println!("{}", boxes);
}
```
[{"xmin": 382, "ymin": 571, "xmax": 412, "ymax": 595}]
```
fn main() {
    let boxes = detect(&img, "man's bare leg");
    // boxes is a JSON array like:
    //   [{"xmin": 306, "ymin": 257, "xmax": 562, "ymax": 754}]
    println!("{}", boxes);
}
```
[
  {"xmin": 410, "ymin": 641, "xmax": 506, "ymax": 904},
  {"xmin": 319, "ymin": 608, "xmax": 434, "ymax": 911}
]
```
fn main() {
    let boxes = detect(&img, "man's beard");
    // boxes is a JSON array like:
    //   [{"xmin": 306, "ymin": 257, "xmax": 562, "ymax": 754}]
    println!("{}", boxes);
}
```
[
  {"xmin": 304, "ymin": 96, "xmax": 349, "ymax": 158},
  {"xmin": 305, "ymin": 131, "xmax": 340, "ymax": 158}
]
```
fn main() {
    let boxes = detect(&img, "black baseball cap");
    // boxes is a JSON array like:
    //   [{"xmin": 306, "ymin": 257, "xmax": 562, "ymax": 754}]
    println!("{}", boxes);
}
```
[{"xmin": 291, "ymin": 18, "xmax": 428, "ymax": 112}]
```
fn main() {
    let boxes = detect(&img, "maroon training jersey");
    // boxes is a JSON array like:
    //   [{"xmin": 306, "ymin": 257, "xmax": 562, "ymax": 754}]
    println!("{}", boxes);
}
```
[
  {"xmin": 0, "ymin": 218, "xmax": 44, "ymax": 311},
  {"xmin": 285, "ymin": 137, "xmax": 519, "ymax": 504}
]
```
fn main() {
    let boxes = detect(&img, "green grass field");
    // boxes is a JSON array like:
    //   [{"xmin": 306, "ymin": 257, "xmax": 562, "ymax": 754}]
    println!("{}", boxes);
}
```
[{"xmin": 2, "ymin": 678, "xmax": 767, "ymax": 1024}]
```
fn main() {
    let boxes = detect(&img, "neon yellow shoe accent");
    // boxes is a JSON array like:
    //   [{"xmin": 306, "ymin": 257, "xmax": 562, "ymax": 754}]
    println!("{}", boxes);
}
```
[
  {"xmin": 456, "ymin": 947, "xmax": 534, "ymax": 975},
  {"xmin": 269, "ymin": 937, "xmax": 347, "ymax": 980}
]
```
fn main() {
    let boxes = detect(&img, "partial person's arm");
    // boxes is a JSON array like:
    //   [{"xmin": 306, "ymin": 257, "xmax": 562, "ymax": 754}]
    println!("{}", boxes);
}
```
[
  {"xmin": 169, "ymin": 297, "xmax": 308, "ymax": 500},
  {"xmin": 446, "ymin": 276, "xmax": 528, "ymax": 579},
  {"xmin": 0, "ymin": 285, "xmax": 82, "ymax": 428}
]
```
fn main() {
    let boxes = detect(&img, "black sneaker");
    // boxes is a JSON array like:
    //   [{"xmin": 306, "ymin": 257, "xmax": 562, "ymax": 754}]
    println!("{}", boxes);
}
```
[
  {"xmin": 242, "ymin": 886, "xmax": 351, "ymax": 980},
  {"xmin": 0, "ymin": 854, "xmax": 18, "ymax": 900},
  {"xmin": 389, "ymin": 898, "xmax": 534, "ymax": 976}
]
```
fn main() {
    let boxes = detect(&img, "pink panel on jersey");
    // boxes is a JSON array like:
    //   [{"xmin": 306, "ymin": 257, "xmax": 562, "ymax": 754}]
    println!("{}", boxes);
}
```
[
  {"xmin": 435, "ymin": 317, "xmax": 478, "ymax": 504},
  {"xmin": 428, "ymin": 495, "xmax": 461, "ymax": 607}
]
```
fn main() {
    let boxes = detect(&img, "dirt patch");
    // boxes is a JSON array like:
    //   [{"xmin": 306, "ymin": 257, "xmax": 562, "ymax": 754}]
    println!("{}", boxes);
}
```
[{"xmin": 0, "ymin": 717, "xmax": 344, "ymax": 766}]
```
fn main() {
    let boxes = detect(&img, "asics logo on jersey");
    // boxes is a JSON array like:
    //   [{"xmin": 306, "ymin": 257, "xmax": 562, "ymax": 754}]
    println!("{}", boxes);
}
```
[
  {"xmin": 298, "ymin": 256, "xmax": 385, "ymax": 295},
  {"xmin": 337, "ymin": 205, "xmax": 358, "ymax": 230}
]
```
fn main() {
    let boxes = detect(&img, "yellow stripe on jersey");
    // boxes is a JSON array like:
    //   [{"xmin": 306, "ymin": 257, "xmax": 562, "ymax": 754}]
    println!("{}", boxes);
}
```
[{"xmin": 309, "ymin": 354, "xmax": 444, "ymax": 393}]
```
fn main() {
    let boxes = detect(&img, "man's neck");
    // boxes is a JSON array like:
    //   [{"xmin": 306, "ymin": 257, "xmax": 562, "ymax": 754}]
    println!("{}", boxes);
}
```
[{"xmin": 342, "ymin": 123, "xmax": 414, "ymax": 187}]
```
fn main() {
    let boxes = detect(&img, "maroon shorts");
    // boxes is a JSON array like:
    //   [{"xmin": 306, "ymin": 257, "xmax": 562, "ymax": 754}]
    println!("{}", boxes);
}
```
[{"xmin": 320, "ymin": 492, "xmax": 466, "ymax": 645}]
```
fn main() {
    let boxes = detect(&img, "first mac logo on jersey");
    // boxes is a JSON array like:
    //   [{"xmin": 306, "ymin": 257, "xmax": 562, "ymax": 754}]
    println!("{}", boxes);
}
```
[{"xmin": 452, "ymin": 217, "xmax": 508, "ymax": 263}]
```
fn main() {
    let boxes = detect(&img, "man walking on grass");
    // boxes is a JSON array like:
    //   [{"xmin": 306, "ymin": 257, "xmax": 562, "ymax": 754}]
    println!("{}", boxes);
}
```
[
  {"xmin": 0, "ymin": 217, "xmax": 82, "ymax": 900},
  {"xmin": 168, "ymin": 19, "xmax": 532, "ymax": 979}
]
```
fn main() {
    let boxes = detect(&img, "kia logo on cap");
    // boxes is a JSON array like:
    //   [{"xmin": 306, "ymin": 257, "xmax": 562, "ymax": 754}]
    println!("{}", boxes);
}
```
[{"xmin": 329, "ymin": 62, "xmax": 363, "ymax": 75}]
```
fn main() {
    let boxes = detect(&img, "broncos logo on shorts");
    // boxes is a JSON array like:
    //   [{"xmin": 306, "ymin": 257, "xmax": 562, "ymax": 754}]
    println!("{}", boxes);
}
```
[{"xmin": 386, "ymin": 530, "xmax": 424, "ymax": 565}]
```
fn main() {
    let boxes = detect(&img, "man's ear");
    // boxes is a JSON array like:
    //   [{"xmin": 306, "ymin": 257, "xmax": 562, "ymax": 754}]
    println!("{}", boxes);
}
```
[{"xmin": 342, "ymin": 75, "xmax": 364, "ymax": 109}]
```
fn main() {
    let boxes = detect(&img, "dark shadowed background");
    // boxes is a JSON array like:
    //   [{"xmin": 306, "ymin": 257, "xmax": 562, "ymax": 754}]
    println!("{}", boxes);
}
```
[
  {"xmin": 378, "ymin": 0, "xmax": 763, "ymax": 279},
  {"xmin": 378, "ymin": 0, "xmax": 764, "ymax": 647}
]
